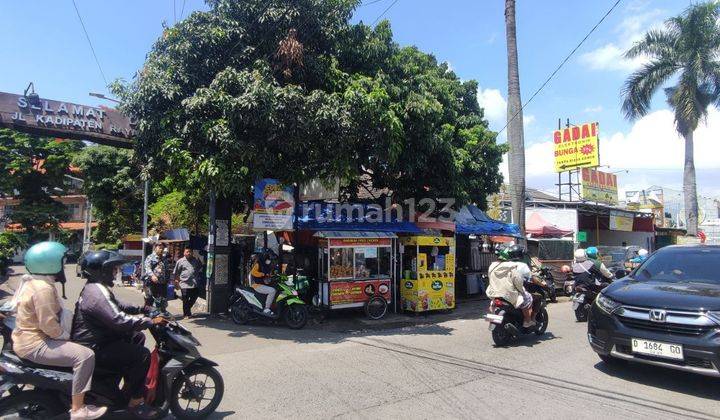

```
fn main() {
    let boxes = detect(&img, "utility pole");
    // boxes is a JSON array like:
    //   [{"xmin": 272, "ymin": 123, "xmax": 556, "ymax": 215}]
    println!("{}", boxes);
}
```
[{"xmin": 140, "ymin": 177, "xmax": 149, "ymax": 279}]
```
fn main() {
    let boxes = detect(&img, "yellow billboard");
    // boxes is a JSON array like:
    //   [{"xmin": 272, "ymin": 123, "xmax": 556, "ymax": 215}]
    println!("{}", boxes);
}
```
[
  {"xmin": 581, "ymin": 168, "xmax": 618, "ymax": 205},
  {"xmin": 553, "ymin": 122, "xmax": 600, "ymax": 172}
]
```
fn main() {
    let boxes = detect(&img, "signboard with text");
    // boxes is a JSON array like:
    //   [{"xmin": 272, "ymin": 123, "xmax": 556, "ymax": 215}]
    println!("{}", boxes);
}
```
[
  {"xmin": 329, "ymin": 279, "xmax": 391, "ymax": 306},
  {"xmin": 0, "ymin": 92, "xmax": 135, "ymax": 148},
  {"xmin": 609, "ymin": 210, "xmax": 634, "ymax": 232},
  {"xmin": 581, "ymin": 168, "xmax": 618, "ymax": 205},
  {"xmin": 252, "ymin": 178, "xmax": 295, "ymax": 231},
  {"xmin": 553, "ymin": 122, "xmax": 600, "ymax": 172}
]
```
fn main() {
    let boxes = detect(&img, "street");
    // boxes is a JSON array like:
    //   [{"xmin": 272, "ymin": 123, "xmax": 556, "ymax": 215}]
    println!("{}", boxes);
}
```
[{"xmin": 2, "ymin": 265, "xmax": 719, "ymax": 419}]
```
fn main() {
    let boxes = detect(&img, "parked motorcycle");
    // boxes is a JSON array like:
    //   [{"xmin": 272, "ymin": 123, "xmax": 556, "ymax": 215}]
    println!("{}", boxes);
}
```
[
  {"xmin": 484, "ymin": 292, "xmax": 549, "ymax": 346},
  {"xmin": 0, "ymin": 306, "xmax": 224, "ymax": 419},
  {"xmin": 229, "ymin": 274, "xmax": 308, "ymax": 329}
]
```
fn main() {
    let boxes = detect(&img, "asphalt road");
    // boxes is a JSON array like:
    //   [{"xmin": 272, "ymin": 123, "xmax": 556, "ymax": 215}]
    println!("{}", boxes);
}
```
[{"xmin": 2, "ymin": 265, "xmax": 719, "ymax": 419}]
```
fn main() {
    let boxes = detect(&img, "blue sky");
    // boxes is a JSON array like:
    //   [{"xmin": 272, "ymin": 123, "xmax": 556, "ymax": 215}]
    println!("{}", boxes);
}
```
[{"xmin": 1, "ymin": 0, "xmax": 717, "ymax": 198}]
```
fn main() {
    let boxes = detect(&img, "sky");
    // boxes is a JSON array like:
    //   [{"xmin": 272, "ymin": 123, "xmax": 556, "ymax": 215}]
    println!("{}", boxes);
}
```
[{"xmin": 1, "ymin": 0, "xmax": 718, "ymax": 199}]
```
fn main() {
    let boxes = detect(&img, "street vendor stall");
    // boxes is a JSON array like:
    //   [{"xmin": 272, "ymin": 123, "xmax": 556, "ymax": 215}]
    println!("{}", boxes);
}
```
[
  {"xmin": 399, "ymin": 235, "xmax": 456, "ymax": 313},
  {"xmin": 314, "ymin": 231, "xmax": 396, "ymax": 319}
]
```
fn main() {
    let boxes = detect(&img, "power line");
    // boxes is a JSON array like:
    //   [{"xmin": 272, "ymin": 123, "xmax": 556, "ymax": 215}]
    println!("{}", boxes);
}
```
[
  {"xmin": 361, "ymin": 0, "xmax": 387, "ymax": 6},
  {"xmin": 180, "ymin": 0, "xmax": 187, "ymax": 20},
  {"xmin": 71, "ymin": 0, "xmax": 108, "ymax": 87},
  {"xmin": 496, "ymin": 0, "xmax": 622, "ymax": 137},
  {"xmin": 372, "ymin": 0, "xmax": 399, "ymax": 25}
]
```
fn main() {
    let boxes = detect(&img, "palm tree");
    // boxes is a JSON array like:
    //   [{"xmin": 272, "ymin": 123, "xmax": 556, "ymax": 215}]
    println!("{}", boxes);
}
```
[
  {"xmin": 622, "ymin": 1, "xmax": 720, "ymax": 236},
  {"xmin": 505, "ymin": 0, "xmax": 526, "ymax": 234}
]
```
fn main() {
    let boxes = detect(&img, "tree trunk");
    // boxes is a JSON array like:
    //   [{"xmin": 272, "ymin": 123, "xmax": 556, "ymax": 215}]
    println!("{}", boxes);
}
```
[
  {"xmin": 683, "ymin": 130, "xmax": 699, "ymax": 236},
  {"xmin": 505, "ymin": 0, "xmax": 525, "ymax": 234}
]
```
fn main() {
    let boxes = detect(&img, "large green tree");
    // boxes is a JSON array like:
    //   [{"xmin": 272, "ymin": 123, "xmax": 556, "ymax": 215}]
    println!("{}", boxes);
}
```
[
  {"xmin": 71, "ymin": 145, "xmax": 144, "ymax": 244},
  {"xmin": 622, "ymin": 2, "xmax": 720, "ymax": 236},
  {"xmin": 0, "ymin": 128, "xmax": 82, "ymax": 238},
  {"xmin": 114, "ymin": 0, "xmax": 504, "ymax": 212}
]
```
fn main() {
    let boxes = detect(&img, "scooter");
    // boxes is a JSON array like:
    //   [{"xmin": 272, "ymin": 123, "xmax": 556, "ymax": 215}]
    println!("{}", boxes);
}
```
[
  {"xmin": 572, "ymin": 280, "xmax": 611, "ymax": 322},
  {"xmin": 484, "ymin": 292, "xmax": 549, "ymax": 346},
  {"xmin": 0, "ymin": 305, "xmax": 224, "ymax": 419},
  {"xmin": 229, "ymin": 274, "xmax": 309, "ymax": 329},
  {"xmin": 532, "ymin": 267, "xmax": 557, "ymax": 303}
]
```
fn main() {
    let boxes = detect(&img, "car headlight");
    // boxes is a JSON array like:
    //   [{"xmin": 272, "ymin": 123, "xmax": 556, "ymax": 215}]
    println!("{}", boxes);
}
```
[{"xmin": 596, "ymin": 293, "xmax": 620, "ymax": 314}]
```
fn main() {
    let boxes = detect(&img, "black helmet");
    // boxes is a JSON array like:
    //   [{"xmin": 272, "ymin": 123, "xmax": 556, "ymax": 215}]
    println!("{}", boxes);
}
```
[
  {"xmin": 80, "ymin": 250, "xmax": 126, "ymax": 286},
  {"xmin": 506, "ymin": 244, "xmax": 526, "ymax": 261}
]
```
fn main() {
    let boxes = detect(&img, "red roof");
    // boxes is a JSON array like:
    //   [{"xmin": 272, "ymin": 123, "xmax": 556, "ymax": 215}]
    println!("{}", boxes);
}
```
[
  {"xmin": 5, "ymin": 222, "xmax": 97, "ymax": 232},
  {"xmin": 525, "ymin": 213, "xmax": 573, "ymax": 238}
]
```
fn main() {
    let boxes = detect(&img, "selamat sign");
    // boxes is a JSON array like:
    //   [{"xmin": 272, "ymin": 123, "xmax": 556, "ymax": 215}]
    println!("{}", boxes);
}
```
[{"xmin": 553, "ymin": 122, "xmax": 600, "ymax": 172}]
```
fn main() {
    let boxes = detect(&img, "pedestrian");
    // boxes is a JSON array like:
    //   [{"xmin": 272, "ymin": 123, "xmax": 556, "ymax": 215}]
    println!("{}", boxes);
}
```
[
  {"xmin": 173, "ymin": 247, "xmax": 202, "ymax": 318},
  {"xmin": 143, "ymin": 243, "xmax": 168, "ymax": 307}
]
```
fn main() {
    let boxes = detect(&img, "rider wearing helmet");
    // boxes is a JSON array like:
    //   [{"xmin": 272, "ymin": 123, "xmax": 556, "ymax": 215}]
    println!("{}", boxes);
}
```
[
  {"xmin": 585, "ymin": 247, "xmax": 613, "ymax": 280},
  {"xmin": 572, "ymin": 248, "xmax": 612, "ymax": 291},
  {"xmin": 249, "ymin": 250, "xmax": 277, "ymax": 315},
  {"xmin": 630, "ymin": 248, "xmax": 649, "ymax": 266},
  {"xmin": 72, "ymin": 250, "xmax": 166, "ymax": 416},
  {"xmin": 486, "ymin": 245, "xmax": 536, "ymax": 328},
  {"xmin": 12, "ymin": 242, "xmax": 106, "ymax": 420}
]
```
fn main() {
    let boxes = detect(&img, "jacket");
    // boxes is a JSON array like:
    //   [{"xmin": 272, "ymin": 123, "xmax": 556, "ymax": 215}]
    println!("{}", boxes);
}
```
[
  {"xmin": 71, "ymin": 282, "xmax": 153, "ymax": 350},
  {"xmin": 11, "ymin": 276, "xmax": 65, "ymax": 357},
  {"xmin": 485, "ymin": 261, "xmax": 531, "ymax": 308}
]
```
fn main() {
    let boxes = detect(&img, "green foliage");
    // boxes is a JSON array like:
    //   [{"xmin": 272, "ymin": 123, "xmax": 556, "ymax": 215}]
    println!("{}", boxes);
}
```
[
  {"xmin": 0, "ymin": 231, "xmax": 25, "ymax": 274},
  {"xmin": 149, "ymin": 191, "xmax": 207, "ymax": 233},
  {"xmin": 72, "ymin": 146, "xmax": 143, "ymax": 243},
  {"xmin": 0, "ymin": 128, "xmax": 82, "ymax": 237},
  {"xmin": 622, "ymin": 1, "xmax": 720, "ymax": 134},
  {"xmin": 114, "ymin": 0, "xmax": 504, "ymax": 211}
]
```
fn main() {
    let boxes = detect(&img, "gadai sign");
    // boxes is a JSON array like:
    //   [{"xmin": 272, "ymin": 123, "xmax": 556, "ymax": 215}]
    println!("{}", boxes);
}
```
[{"xmin": 0, "ymin": 91, "xmax": 135, "ymax": 148}]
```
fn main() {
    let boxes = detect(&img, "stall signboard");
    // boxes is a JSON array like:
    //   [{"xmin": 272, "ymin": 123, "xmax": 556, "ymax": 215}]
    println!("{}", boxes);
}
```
[
  {"xmin": 252, "ymin": 178, "xmax": 295, "ymax": 230},
  {"xmin": 553, "ymin": 122, "xmax": 600, "ymax": 172},
  {"xmin": 329, "ymin": 237, "xmax": 392, "ymax": 247},
  {"xmin": 581, "ymin": 168, "xmax": 618, "ymax": 205},
  {"xmin": 400, "ymin": 236, "xmax": 454, "ymax": 247},
  {"xmin": 329, "ymin": 279, "xmax": 391, "ymax": 305},
  {"xmin": 609, "ymin": 210, "xmax": 634, "ymax": 232}
]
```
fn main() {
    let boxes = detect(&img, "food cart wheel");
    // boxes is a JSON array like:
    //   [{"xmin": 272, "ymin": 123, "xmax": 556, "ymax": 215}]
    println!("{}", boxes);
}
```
[{"xmin": 365, "ymin": 297, "xmax": 388, "ymax": 320}]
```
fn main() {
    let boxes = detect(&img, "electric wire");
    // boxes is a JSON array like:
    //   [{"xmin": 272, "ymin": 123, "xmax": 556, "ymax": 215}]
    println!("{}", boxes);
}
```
[
  {"xmin": 71, "ymin": 0, "xmax": 108, "ymax": 86},
  {"xmin": 496, "ymin": 0, "xmax": 623, "ymax": 137},
  {"xmin": 372, "ymin": 0, "xmax": 399, "ymax": 25}
]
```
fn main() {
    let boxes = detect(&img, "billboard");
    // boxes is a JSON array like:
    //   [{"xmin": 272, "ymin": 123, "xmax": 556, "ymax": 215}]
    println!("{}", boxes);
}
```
[
  {"xmin": 553, "ymin": 122, "xmax": 600, "ymax": 172},
  {"xmin": 252, "ymin": 178, "xmax": 295, "ymax": 231},
  {"xmin": 609, "ymin": 210, "xmax": 634, "ymax": 232},
  {"xmin": 581, "ymin": 168, "xmax": 618, "ymax": 205}
]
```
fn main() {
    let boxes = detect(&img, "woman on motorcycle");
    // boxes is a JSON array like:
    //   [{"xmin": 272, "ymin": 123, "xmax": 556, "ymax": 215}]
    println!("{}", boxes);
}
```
[
  {"xmin": 11, "ymin": 242, "xmax": 106, "ymax": 420},
  {"xmin": 250, "ymin": 252, "xmax": 277, "ymax": 315}
]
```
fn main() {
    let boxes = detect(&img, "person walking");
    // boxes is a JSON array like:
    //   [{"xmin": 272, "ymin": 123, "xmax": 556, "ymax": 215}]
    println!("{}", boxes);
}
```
[
  {"xmin": 143, "ymin": 243, "xmax": 168, "ymax": 307},
  {"xmin": 12, "ymin": 242, "xmax": 106, "ymax": 420},
  {"xmin": 173, "ymin": 247, "xmax": 202, "ymax": 318}
]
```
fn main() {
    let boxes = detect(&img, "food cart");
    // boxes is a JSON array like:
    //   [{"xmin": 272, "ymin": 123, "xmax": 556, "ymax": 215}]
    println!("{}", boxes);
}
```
[
  {"xmin": 314, "ymin": 231, "xmax": 396, "ymax": 319},
  {"xmin": 399, "ymin": 235, "xmax": 456, "ymax": 312}
]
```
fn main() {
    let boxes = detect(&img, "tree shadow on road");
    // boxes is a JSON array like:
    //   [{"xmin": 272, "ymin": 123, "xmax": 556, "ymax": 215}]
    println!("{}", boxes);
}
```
[{"xmin": 593, "ymin": 360, "xmax": 720, "ymax": 400}]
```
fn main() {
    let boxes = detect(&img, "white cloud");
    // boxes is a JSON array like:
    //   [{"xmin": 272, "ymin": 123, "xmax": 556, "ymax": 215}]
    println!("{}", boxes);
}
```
[
  {"xmin": 477, "ymin": 87, "xmax": 507, "ymax": 128},
  {"xmin": 584, "ymin": 105, "xmax": 604, "ymax": 113},
  {"xmin": 579, "ymin": 10, "xmax": 665, "ymax": 72},
  {"xmin": 501, "ymin": 107, "xmax": 720, "ymax": 195},
  {"xmin": 524, "ymin": 114, "xmax": 536, "ymax": 127}
]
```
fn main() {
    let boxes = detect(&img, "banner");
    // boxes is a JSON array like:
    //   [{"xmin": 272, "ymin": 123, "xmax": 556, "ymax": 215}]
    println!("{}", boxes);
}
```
[
  {"xmin": 329, "ymin": 279, "xmax": 391, "ymax": 305},
  {"xmin": 581, "ymin": 168, "xmax": 618, "ymax": 205},
  {"xmin": 609, "ymin": 210, "xmax": 634, "ymax": 232},
  {"xmin": 553, "ymin": 122, "xmax": 600, "ymax": 172},
  {"xmin": 252, "ymin": 178, "xmax": 295, "ymax": 230}
]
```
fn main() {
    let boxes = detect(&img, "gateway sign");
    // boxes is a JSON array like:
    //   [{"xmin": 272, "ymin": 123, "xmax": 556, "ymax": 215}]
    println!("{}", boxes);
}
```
[{"xmin": 0, "ymin": 92, "xmax": 135, "ymax": 148}]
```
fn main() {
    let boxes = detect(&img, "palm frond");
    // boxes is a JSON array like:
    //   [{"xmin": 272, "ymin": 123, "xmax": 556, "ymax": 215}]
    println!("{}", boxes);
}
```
[
  {"xmin": 621, "ymin": 59, "xmax": 679, "ymax": 121},
  {"xmin": 625, "ymin": 28, "xmax": 678, "ymax": 60}
]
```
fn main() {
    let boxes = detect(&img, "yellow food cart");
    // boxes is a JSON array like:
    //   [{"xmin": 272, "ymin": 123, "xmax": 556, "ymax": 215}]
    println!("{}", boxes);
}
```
[{"xmin": 399, "ymin": 235, "xmax": 455, "ymax": 312}]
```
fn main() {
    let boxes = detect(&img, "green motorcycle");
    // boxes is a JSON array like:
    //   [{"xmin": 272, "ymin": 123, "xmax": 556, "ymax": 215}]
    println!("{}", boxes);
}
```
[{"xmin": 229, "ymin": 274, "xmax": 309, "ymax": 329}]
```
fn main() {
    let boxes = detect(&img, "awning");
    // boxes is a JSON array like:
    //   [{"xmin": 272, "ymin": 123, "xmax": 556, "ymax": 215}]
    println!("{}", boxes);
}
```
[
  {"xmin": 313, "ymin": 231, "xmax": 398, "ymax": 239},
  {"xmin": 526, "ymin": 212, "xmax": 573, "ymax": 238},
  {"xmin": 455, "ymin": 205, "xmax": 522, "ymax": 237}
]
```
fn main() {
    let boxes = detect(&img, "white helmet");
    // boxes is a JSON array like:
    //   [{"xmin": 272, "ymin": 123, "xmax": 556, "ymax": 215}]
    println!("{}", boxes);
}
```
[
  {"xmin": 574, "ymin": 248, "xmax": 587, "ymax": 262},
  {"xmin": 638, "ymin": 248, "xmax": 648, "ymax": 257}
]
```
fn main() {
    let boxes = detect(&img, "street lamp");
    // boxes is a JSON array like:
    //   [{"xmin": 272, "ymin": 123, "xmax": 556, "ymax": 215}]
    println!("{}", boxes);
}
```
[{"xmin": 89, "ymin": 92, "xmax": 121, "ymax": 104}]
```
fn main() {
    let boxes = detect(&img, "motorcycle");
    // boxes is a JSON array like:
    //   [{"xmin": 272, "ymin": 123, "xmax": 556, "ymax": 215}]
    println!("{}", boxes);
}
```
[
  {"xmin": 0, "ymin": 304, "xmax": 224, "ymax": 420},
  {"xmin": 572, "ymin": 279, "xmax": 613, "ymax": 322},
  {"xmin": 229, "ymin": 274, "xmax": 309, "ymax": 329},
  {"xmin": 484, "ymin": 292, "xmax": 549, "ymax": 347},
  {"xmin": 533, "ymin": 267, "xmax": 557, "ymax": 303}
]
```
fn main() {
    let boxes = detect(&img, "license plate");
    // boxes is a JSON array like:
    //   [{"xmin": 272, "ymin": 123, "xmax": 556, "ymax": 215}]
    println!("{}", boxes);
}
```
[{"xmin": 631, "ymin": 338, "xmax": 684, "ymax": 360}]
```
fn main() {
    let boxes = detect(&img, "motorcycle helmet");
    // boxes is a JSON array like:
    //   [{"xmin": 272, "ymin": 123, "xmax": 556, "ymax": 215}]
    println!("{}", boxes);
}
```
[
  {"xmin": 80, "ymin": 250, "xmax": 126, "ymax": 287},
  {"xmin": 506, "ymin": 244, "xmax": 526, "ymax": 261},
  {"xmin": 24, "ymin": 241, "xmax": 68, "ymax": 283},
  {"xmin": 574, "ymin": 248, "xmax": 587, "ymax": 262},
  {"xmin": 586, "ymin": 246, "xmax": 599, "ymax": 260},
  {"xmin": 638, "ymin": 248, "xmax": 648, "ymax": 257},
  {"xmin": 496, "ymin": 248, "xmax": 510, "ymax": 261}
]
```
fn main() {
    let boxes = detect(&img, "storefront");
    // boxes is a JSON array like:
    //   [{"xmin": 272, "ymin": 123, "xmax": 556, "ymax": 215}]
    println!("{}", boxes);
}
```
[
  {"xmin": 314, "ymin": 231, "xmax": 396, "ymax": 319},
  {"xmin": 399, "ymin": 235, "xmax": 456, "ymax": 312}
]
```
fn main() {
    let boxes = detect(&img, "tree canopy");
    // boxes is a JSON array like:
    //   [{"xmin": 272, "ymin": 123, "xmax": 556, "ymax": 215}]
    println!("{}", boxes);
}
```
[
  {"xmin": 0, "ymin": 128, "xmax": 82, "ymax": 237},
  {"xmin": 114, "ymin": 0, "xmax": 504, "ymax": 212}
]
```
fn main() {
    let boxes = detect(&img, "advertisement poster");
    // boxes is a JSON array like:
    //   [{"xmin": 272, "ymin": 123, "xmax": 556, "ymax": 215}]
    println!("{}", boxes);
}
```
[
  {"xmin": 581, "ymin": 168, "xmax": 618, "ymax": 205},
  {"xmin": 329, "ymin": 279, "xmax": 391, "ymax": 305},
  {"xmin": 609, "ymin": 210, "xmax": 634, "ymax": 232},
  {"xmin": 401, "ymin": 278, "xmax": 456, "ymax": 312},
  {"xmin": 252, "ymin": 178, "xmax": 295, "ymax": 231},
  {"xmin": 553, "ymin": 122, "xmax": 600, "ymax": 172}
]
